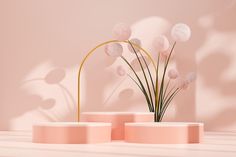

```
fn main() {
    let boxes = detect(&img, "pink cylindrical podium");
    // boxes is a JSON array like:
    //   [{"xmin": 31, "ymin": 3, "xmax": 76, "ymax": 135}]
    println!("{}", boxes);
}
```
[
  {"xmin": 125, "ymin": 122, "xmax": 204, "ymax": 144},
  {"xmin": 33, "ymin": 122, "xmax": 111, "ymax": 144},
  {"xmin": 81, "ymin": 112, "xmax": 154, "ymax": 140}
]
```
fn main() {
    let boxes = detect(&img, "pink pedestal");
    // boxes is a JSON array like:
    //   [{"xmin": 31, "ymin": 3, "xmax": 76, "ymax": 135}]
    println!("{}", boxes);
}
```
[
  {"xmin": 81, "ymin": 112, "xmax": 154, "ymax": 140},
  {"xmin": 33, "ymin": 122, "xmax": 111, "ymax": 144},
  {"xmin": 125, "ymin": 122, "xmax": 204, "ymax": 144}
]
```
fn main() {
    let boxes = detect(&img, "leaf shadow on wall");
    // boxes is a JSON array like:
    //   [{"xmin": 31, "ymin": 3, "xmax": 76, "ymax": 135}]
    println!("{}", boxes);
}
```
[
  {"xmin": 1, "ymin": 92, "xmax": 56, "ymax": 130},
  {"xmin": 158, "ymin": 0, "xmax": 236, "ymax": 125},
  {"xmin": 198, "ymin": 52, "xmax": 236, "ymax": 130},
  {"xmin": 1, "ymin": 68, "xmax": 71, "ymax": 129}
]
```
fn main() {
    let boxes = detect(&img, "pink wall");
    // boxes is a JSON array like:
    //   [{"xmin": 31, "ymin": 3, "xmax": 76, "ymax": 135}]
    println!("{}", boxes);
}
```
[{"xmin": 1, "ymin": 0, "xmax": 236, "ymax": 131}]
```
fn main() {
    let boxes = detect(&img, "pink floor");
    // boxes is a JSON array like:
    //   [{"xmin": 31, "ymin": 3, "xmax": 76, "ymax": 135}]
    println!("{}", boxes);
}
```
[{"xmin": 0, "ymin": 131, "xmax": 235, "ymax": 157}]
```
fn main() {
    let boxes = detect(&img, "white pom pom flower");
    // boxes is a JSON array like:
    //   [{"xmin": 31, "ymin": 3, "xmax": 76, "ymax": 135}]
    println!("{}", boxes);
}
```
[
  {"xmin": 112, "ymin": 23, "xmax": 131, "ymax": 41},
  {"xmin": 104, "ymin": 43, "xmax": 123, "ymax": 57},
  {"xmin": 152, "ymin": 35, "xmax": 170, "ymax": 52},
  {"xmin": 127, "ymin": 38, "xmax": 141, "ymax": 53},
  {"xmin": 171, "ymin": 23, "xmax": 191, "ymax": 42},
  {"xmin": 186, "ymin": 72, "xmax": 196, "ymax": 83},
  {"xmin": 116, "ymin": 65, "xmax": 126, "ymax": 76},
  {"xmin": 168, "ymin": 69, "xmax": 179, "ymax": 79},
  {"xmin": 176, "ymin": 78, "xmax": 189, "ymax": 90}
]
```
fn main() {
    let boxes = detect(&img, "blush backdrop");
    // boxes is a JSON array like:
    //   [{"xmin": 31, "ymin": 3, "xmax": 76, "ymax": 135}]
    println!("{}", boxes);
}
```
[{"xmin": 0, "ymin": 0, "xmax": 236, "ymax": 131}]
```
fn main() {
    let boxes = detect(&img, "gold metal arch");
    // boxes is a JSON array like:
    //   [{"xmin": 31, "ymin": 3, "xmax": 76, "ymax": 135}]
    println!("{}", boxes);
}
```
[{"xmin": 77, "ymin": 40, "xmax": 156, "ymax": 121}]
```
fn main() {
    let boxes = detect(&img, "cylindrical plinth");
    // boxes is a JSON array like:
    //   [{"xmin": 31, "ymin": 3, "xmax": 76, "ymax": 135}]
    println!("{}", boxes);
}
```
[
  {"xmin": 81, "ymin": 112, "xmax": 154, "ymax": 140},
  {"xmin": 33, "ymin": 122, "xmax": 111, "ymax": 144},
  {"xmin": 125, "ymin": 122, "xmax": 204, "ymax": 144}
]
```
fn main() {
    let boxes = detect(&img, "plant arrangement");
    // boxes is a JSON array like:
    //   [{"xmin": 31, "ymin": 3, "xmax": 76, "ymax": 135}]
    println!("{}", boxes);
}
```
[
  {"xmin": 77, "ymin": 22, "xmax": 196, "ymax": 122},
  {"xmin": 103, "ymin": 23, "xmax": 196, "ymax": 122}
]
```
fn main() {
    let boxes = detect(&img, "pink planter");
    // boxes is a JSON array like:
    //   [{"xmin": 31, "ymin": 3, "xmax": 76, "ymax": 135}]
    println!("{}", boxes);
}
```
[
  {"xmin": 33, "ymin": 122, "xmax": 111, "ymax": 144},
  {"xmin": 125, "ymin": 122, "xmax": 204, "ymax": 144},
  {"xmin": 81, "ymin": 112, "xmax": 154, "ymax": 140}
]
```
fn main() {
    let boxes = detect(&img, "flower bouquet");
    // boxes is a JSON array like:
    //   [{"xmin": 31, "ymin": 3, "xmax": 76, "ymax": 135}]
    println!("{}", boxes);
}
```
[{"xmin": 103, "ymin": 23, "xmax": 196, "ymax": 122}]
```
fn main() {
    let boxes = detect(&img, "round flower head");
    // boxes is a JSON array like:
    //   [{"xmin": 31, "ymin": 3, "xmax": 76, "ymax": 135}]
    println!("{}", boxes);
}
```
[
  {"xmin": 104, "ymin": 43, "xmax": 123, "ymax": 57},
  {"xmin": 171, "ymin": 23, "xmax": 191, "ymax": 42},
  {"xmin": 160, "ymin": 50, "xmax": 170, "ymax": 58},
  {"xmin": 116, "ymin": 65, "xmax": 126, "ymax": 76},
  {"xmin": 176, "ymin": 78, "xmax": 189, "ymax": 90},
  {"xmin": 127, "ymin": 38, "xmax": 141, "ymax": 53},
  {"xmin": 112, "ymin": 23, "xmax": 131, "ymax": 41},
  {"xmin": 168, "ymin": 69, "xmax": 179, "ymax": 79},
  {"xmin": 186, "ymin": 72, "xmax": 196, "ymax": 83},
  {"xmin": 159, "ymin": 48, "xmax": 176, "ymax": 62},
  {"xmin": 153, "ymin": 35, "xmax": 169, "ymax": 52}
]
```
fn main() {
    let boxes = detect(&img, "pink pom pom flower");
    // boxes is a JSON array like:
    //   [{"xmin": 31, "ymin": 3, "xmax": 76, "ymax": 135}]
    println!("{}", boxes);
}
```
[
  {"xmin": 116, "ymin": 65, "xmax": 126, "ymax": 76},
  {"xmin": 168, "ymin": 69, "xmax": 179, "ymax": 79},
  {"xmin": 176, "ymin": 78, "xmax": 189, "ymax": 90},
  {"xmin": 159, "ymin": 51, "xmax": 168, "ymax": 61},
  {"xmin": 112, "ymin": 23, "xmax": 131, "ymax": 41},
  {"xmin": 127, "ymin": 38, "xmax": 141, "ymax": 53},
  {"xmin": 171, "ymin": 23, "xmax": 191, "ymax": 42},
  {"xmin": 152, "ymin": 35, "xmax": 170, "ymax": 52},
  {"xmin": 104, "ymin": 43, "xmax": 123, "ymax": 57},
  {"xmin": 186, "ymin": 72, "xmax": 196, "ymax": 83}
]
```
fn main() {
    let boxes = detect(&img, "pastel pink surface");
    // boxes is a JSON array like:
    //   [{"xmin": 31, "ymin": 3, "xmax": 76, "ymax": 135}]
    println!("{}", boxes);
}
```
[
  {"xmin": 33, "ymin": 122, "xmax": 111, "ymax": 144},
  {"xmin": 125, "ymin": 122, "xmax": 204, "ymax": 144},
  {"xmin": 81, "ymin": 112, "xmax": 154, "ymax": 140}
]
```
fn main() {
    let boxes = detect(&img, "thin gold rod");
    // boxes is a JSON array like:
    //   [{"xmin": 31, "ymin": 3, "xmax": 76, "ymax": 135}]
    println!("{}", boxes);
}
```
[{"xmin": 77, "ymin": 40, "xmax": 156, "ymax": 122}]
